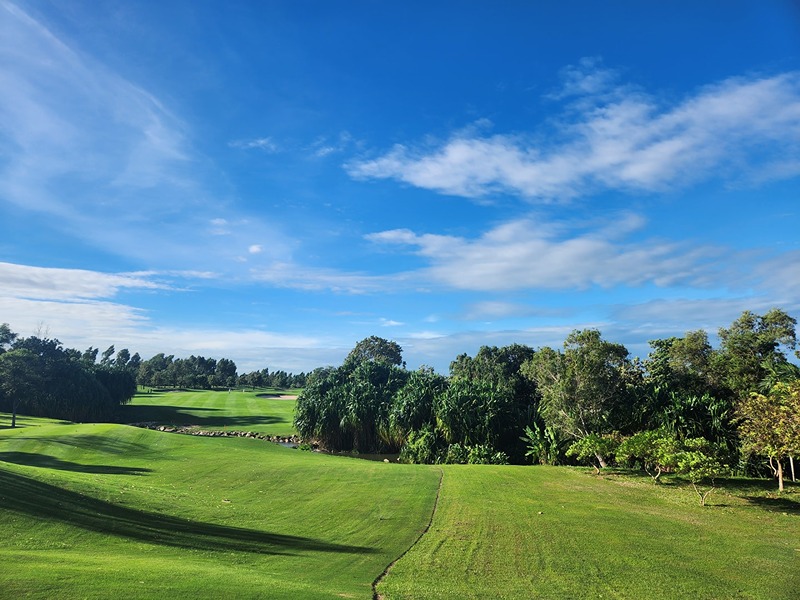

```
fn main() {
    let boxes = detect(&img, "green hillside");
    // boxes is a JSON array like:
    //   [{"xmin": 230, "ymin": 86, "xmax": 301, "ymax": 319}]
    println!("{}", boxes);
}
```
[
  {"xmin": 378, "ymin": 465, "xmax": 800, "ymax": 599},
  {"xmin": 0, "ymin": 417, "xmax": 438, "ymax": 599}
]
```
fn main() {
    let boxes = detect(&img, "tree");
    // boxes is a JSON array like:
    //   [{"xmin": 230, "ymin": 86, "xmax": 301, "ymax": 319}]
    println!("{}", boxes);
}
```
[
  {"xmin": 645, "ymin": 331, "xmax": 716, "ymax": 398},
  {"xmin": 566, "ymin": 433, "xmax": 621, "ymax": 474},
  {"xmin": 0, "ymin": 323, "xmax": 17, "ymax": 353},
  {"xmin": 522, "ymin": 330, "xmax": 632, "ymax": 467},
  {"xmin": 294, "ymin": 355, "xmax": 408, "ymax": 453},
  {"xmin": 449, "ymin": 344, "xmax": 538, "ymax": 461},
  {"xmin": 81, "ymin": 346, "xmax": 99, "ymax": 366},
  {"xmin": 716, "ymin": 309, "xmax": 797, "ymax": 398},
  {"xmin": 616, "ymin": 430, "xmax": 681, "ymax": 482},
  {"xmin": 116, "ymin": 348, "xmax": 131, "ymax": 369},
  {"xmin": 214, "ymin": 358, "xmax": 238, "ymax": 388},
  {"xmin": 345, "ymin": 336, "xmax": 404, "ymax": 367},
  {"xmin": 0, "ymin": 349, "xmax": 39, "ymax": 427},
  {"xmin": 100, "ymin": 345, "xmax": 116, "ymax": 367},
  {"xmin": 675, "ymin": 438, "xmax": 729, "ymax": 506},
  {"xmin": 127, "ymin": 352, "xmax": 142, "ymax": 376},
  {"xmin": 388, "ymin": 366, "xmax": 447, "ymax": 448},
  {"xmin": 0, "ymin": 336, "xmax": 124, "ymax": 423},
  {"xmin": 736, "ymin": 381, "xmax": 800, "ymax": 491}
]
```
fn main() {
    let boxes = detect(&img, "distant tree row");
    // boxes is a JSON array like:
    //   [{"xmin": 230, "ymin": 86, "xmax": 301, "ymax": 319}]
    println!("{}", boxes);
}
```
[
  {"xmin": 294, "ymin": 311, "xmax": 800, "ymax": 489},
  {"xmin": 136, "ymin": 353, "xmax": 238, "ymax": 389},
  {"xmin": 135, "ymin": 354, "xmax": 306, "ymax": 390},
  {"xmin": 237, "ymin": 368, "xmax": 307, "ymax": 390},
  {"xmin": 0, "ymin": 324, "xmax": 305, "ymax": 425}
]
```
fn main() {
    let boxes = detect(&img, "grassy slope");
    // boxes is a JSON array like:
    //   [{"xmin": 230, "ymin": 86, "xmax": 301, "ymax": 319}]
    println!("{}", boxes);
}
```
[
  {"xmin": 4, "ymin": 391, "xmax": 800, "ymax": 600},
  {"xmin": 378, "ymin": 466, "xmax": 800, "ymax": 600},
  {"xmin": 120, "ymin": 389, "xmax": 297, "ymax": 436},
  {"xmin": 0, "ymin": 418, "xmax": 440, "ymax": 599}
]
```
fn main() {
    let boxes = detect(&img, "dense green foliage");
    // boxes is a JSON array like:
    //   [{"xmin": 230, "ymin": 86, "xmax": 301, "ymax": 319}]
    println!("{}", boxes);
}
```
[
  {"xmin": 134, "ymin": 353, "xmax": 306, "ymax": 390},
  {"xmin": 295, "ymin": 309, "xmax": 799, "ymax": 483},
  {"xmin": 136, "ymin": 353, "xmax": 238, "ymax": 389},
  {"xmin": 295, "ymin": 343, "xmax": 539, "ymax": 463},
  {"xmin": 0, "ymin": 334, "xmax": 136, "ymax": 424},
  {"xmin": 736, "ymin": 380, "xmax": 800, "ymax": 490},
  {"xmin": 3, "ymin": 306, "xmax": 798, "ymax": 485}
]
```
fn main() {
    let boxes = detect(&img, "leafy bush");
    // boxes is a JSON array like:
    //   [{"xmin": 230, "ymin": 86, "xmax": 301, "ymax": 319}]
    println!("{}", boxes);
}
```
[
  {"xmin": 616, "ymin": 429, "xmax": 681, "ymax": 481},
  {"xmin": 399, "ymin": 425, "xmax": 442, "ymax": 464},
  {"xmin": 441, "ymin": 443, "xmax": 509, "ymax": 465},
  {"xmin": 566, "ymin": 432, "xmax": 621, "ymax": 473}
]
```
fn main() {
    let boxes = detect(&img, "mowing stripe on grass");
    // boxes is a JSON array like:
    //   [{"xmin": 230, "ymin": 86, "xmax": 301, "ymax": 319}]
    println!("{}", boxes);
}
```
[{"xmin": 372, "ymin": 467, "xmax": 444, "ymax": 600}]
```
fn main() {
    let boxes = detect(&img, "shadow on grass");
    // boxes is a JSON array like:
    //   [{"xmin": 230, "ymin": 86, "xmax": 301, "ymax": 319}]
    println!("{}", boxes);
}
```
[
  {"xmin": 0, "ymin": 418, "xmax": 74, "ymax": 431},
  {"xmin": 120, "ymin": 404, "xmax": 285, "ymax": 429},
  {"xmin": 0, "ymin": 452, "xmax": 152, "ymax": 475},
  {"xmin": 5, "ymin": 434, "xmax": 154, "ymax": 456},
  {"xmin": 743, "ymin": 494, "xmax": 800, "ymax": 514},
  {"xmin": 0, "ymin": 468, "xmax": 376, "ymax": 556}
]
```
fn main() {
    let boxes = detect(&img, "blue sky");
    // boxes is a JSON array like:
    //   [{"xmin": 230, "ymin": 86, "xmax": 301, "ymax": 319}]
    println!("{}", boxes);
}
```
[{"xmin": 1, "ymin": 1, "xmax": 799, "ymax": 373}]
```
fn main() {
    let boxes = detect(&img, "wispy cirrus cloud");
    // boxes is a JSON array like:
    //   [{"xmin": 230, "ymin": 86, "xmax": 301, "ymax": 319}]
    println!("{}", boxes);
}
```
[
  {"xmin": 0, "ymin": 3, "xmax": 292, "ymax": 272},
  {"xmin": 251, "ymin": 261, "xmax": 412, "ymax": 294},
  {"xmin": 0, "ymin": 260, "xmax": 331, "ymax": 371},
  {"xmin": 228, "ymin": 136, "xmax": 279, "ymax": 152},
  {"xmin": 0, "ymin": 2, "xmax": 189, "ymax": 213},
  {"xmin": 347, "ymin": 64, "xmax": 800, "ymax": 201},
  {"xmin": 0, "ymin": 261, "xmax": 166, "ymax": 301},
  {"xmin": 461, "ymin": 301, "xmax": 568, "ymax": 321},
  {"xmin": 366, "ymin": 213, "xmax": 728, "ymax": 292}
]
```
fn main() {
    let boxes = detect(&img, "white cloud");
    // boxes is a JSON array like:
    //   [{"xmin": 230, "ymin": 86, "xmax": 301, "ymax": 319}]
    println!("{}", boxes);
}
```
[
  {"xmin": 367, "ymin": 214, "xmax": 726, "ymax": 292},
  {"xmin": 0, "ymin": 260, "xmax": 336, "ymax": 372},
  {"xmin": 0, "ymin": 261, "xmax": 165, "ymax": 301},
  {"xmin": 547, "ymin": 57, "xmax": 622, "ymax": 100},
  {"xmin": 380, "ymin": 318, "xmax": 403, "ymax": 327},
  {"xmin": 248, "ymin": 244, "xmax": 263, "ymax": 254},
  {"xmin": 251, "ymin": 261, "xmax": 412, "ymax": 294},
  {"xmin": 309, "ymin": 131, "xmax": 354, "ymax": 158},
  {"xmin": 462, "ymin": 301, "xmax": 564, "ymax": 321},
  {"xmin": 347, "ymin": 68, "xmax": 800, "ymax": 201},
  {"xmin": 0, "ymin": 3, "xmax": 190, "ymax": 212},
  {"xmin": 228, "ymin": 137, "xmax": 279, "ymax": 152}
]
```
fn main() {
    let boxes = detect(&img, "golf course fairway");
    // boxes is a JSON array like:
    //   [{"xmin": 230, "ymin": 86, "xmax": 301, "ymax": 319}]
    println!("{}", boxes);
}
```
[
  {"xmin": 1, "ymin": 389, "xmax": 798, "ymax": 599},
  {"xmin": 0, "ymin": 418, "xmax": 439, "ymax": 599}
]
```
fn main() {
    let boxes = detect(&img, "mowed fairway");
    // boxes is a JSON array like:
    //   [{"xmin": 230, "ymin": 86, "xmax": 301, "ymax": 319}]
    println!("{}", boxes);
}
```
[
  {"xmin": 121, "ymin": 389, "xmax": 297, "ymax": 435},
  {"xmin": 3, "ymin": 391, "xmax": 800, "ymax": 600},
  {"xmin": 378, "ymin": 466, "xmax": 800, "ymax": 599},
  {"xmin": 0, "ymin": 417, "xmax": 440, "ymax": 599}
]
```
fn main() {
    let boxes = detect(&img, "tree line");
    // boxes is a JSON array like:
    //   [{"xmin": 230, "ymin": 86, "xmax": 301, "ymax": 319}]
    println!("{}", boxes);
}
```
[
  {"xmin": 0, "ymin": 326, "xmax": 138, "ymax": 425},
  {"xmin": 294, "ymin": 310, "xmax": 800, "ymax": 492},
  {"xmin": 0, "ymin": 324, "xmax": 305, "ymax": 425}
]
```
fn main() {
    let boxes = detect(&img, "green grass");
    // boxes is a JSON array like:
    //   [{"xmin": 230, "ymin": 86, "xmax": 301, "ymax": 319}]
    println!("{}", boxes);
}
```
[
  {"xmin": 3, "ymin": 392, "xmax": 800, "ymax": 600},
  {"xmin": 120, "ymin": 388, "xmax": 298, "ymax": 435},
  {"xmin": 0, "ymin": 416, "xmax": 439, "ymax": 599},
  {"xmin": 378, "ymin": 466, "xmax": 800, "ymax": 599}
]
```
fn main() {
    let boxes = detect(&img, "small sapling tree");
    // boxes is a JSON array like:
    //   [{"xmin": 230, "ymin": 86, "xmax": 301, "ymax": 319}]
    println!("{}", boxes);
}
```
[
  {"xmin": 616, "ymin": 429, "xmax": 680, "ymax": 482},
  {"xmin": 675, "ymin": 438, "xmax": 729, "ymax": 506},
  {"xmin": 566, "ymin": 433, "xmax": 621, "ymax": 474}
]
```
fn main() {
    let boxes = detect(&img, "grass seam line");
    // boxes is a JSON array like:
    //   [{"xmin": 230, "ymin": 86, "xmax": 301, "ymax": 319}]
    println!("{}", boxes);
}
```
[{"xmin": 371, "ymin": 466, "xmax": 444, "ymax": 600}]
